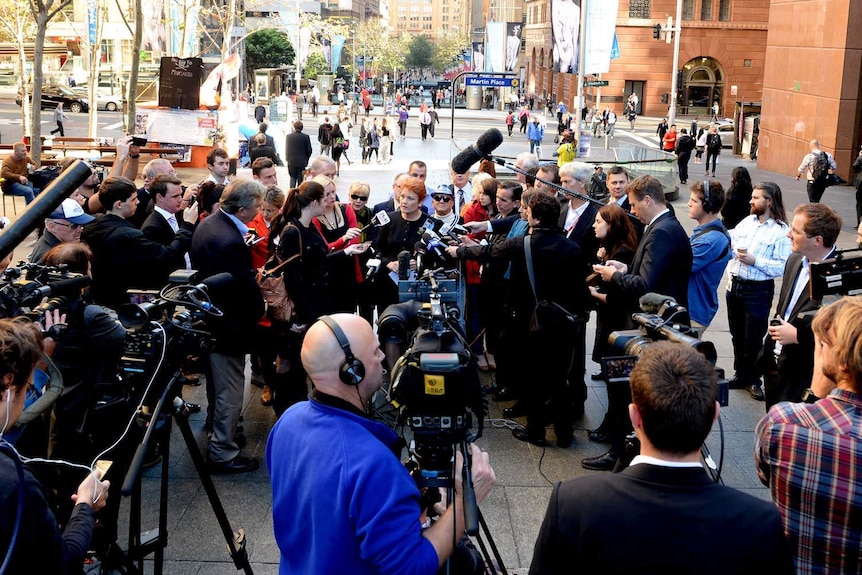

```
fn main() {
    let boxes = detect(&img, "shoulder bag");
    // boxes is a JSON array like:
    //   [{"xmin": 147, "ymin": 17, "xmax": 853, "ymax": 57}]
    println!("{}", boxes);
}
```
[
  {"xmin": 257, "ymin": 224, "xmax": 302, "ymax": 322},
  {"xmin": 524, "ymin": 236, "xmax": 581, "ymax": 334}
]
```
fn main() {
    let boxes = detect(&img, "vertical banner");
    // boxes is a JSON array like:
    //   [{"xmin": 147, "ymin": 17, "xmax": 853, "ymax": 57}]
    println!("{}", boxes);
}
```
[
  {"xmin": 584, "ymin": 0, "xmax": 619, "ymax": 74},
  {"xmin": 485, "ymin": 22, "xmax": 506, "ymax": 73},
  {"xmin": 472, "ymin": 42, "xmax": 485, "ymax": 73},
  {"xmin": 319, "ymin": 34, "xmax": 332, "ymax": 71},
  {"xmin": 170, "ymin": 0, "xmax": 200, "ymax": 56},
  {"xmin": 298, "ymin": 27, "xmax": 312, "ymax": 68},
  {"xmin": 142, "ymin": 0, "xmax": 166, "ymax": 51},
  {"xmin": 610, "ymin": 32, "xmax": 621, "ymax": 60},
  {"xmin": 87, "ymin": 0, "xmax": 98, "ymax": 45},
  {"xmin": 505, "ymin": 22, "xmax": 522, "ymax": 71},
  {"xmin": 551, "ymin": 0, "xmax": 581, "ymax": 74},
  {"xmin": 464, "ymin": 50, "xmax": 472, "ymax": 72},
  {"xmin": 331, "ymin": 35, "xmax": 346, "ymax": 73}
]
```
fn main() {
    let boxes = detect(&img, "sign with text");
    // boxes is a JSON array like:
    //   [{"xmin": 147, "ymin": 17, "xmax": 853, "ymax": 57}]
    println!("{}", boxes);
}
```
[
  {"xmin": 584, "ymin": 80, "xmax": 609, "ymax": 87},
  {"xmin": 158, "ymin": 57, "xmax": 203, "ymax": 110},
  {"xmin": 465, "ymin": 76, "xmax": 518, "ymax": 88}
]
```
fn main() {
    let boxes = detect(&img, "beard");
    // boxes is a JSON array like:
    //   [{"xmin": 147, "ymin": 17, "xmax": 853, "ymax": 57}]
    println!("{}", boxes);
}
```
[{"xmin": 750, "ymin": 203, "xmax": 766, "ymax": 217}]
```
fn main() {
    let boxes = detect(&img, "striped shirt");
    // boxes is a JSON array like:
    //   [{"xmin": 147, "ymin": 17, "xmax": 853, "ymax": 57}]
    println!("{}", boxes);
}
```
[
  {"xmin": 755, "ymin": 389, "xmax": 862, "ymax": 575},
  {"xmin": 727, "ymin": 215, "xmax": 791, "ymax": 281}
]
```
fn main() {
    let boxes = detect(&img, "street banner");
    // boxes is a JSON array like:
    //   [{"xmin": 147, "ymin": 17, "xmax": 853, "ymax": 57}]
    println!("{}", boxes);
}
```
[
  {"xmin": 485, "ymin": 22, "xmax": 506, "ymax": 73},
  {"xmin": 505, "ymin": 22, "xmax": 522, "ymax": 72},
  {"xmin": 87, "ymin": 0, "xmax": 98, "ymax": 46},
  {"xmin": 551, "ymin": 0, "xmax": 581, "ymax": 74},
  {"xmin": 584, "ymin": 0, "xmax": 619, "ymax": 74},
  {"xmin": 610, "ymin": 32, "xmax": 621, "ymax": 60},
  {"xmin": 170, "ymin": 0, "xmax": 199, "ymax": 56},
  {"xmin": 472, "ymin": 42, "xmax": 485, "ymax": 73},
  {"xmin": 331, "ymin": 35, "xmax": 346, "ymax": 73},
  {"xmin": 298, "ymin": 27, "xmax": 312, "ymax": 68},
  {"xmin": 141, "ymin": 0, "xmax": 166, "ymax": 52}
]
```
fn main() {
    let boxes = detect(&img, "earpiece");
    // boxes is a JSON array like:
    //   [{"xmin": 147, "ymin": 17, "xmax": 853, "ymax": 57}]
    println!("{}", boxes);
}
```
[
  {"xmin": 320, "ymin": 316, "xmax": 365, "ymax": 386},
  {"xmin": 703, "ymin": 180, "xmax": 714, "ymax": 213}
]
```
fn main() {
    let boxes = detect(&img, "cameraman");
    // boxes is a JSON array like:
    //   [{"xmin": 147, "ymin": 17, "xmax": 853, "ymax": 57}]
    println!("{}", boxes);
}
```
[
  {"xmin": 40, "ymin": 242, "xmax": 128, "ymax": 548},
  {"xmin": 267, "ymin": 314, "xmax": 496, "ymax": 574},
  {"xmin": 0, "ymin": 317, "xmax": 111, "ymax": 574}
]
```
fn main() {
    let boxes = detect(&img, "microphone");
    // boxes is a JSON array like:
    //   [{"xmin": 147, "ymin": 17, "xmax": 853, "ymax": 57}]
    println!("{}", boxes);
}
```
[
  {"xmin": 421, "ymin": 232, "xmax": 447, "ymax": 259},
  {"xmin": 194, "ymin": 272, "xmax": 233, "ymax": 292},
  {"xmin": 450, "ymin": 129, "xmax": 505, "ymax": 174},
  {"xmin": 23, "ymin": 275, "xmax": 92, "ymax": 303},
  {"xmin": 359, "ymin": 210, "xmax": 391, "ymax": 233},
  {"xmin": 639, "ymin": 292, "xmax": 677, "ymax": 315},
  {"xmin": 397, "ymin": 250, "xmax": 412, "ymax": 280},
  {"xmin": 365, "ymin": 255, "xmax": 381, "ymax": 281}
]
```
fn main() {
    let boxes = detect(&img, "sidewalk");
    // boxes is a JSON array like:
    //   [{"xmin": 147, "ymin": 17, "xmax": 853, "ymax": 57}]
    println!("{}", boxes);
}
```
[{"xmin": 7, "ymin": 116, "xmax": 860, "ymax": 574}]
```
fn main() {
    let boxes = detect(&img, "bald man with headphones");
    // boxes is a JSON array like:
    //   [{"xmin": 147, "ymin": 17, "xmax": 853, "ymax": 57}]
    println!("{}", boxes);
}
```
[{"xmin": 266, "ymin": 314, "xmax": 496, "ymax": 574}]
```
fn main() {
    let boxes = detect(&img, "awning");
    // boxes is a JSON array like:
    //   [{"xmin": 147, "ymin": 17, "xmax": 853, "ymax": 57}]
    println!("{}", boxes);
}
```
[{"xmin": 0, "ymin": 43, "xmax": 69, "ymax": 56}]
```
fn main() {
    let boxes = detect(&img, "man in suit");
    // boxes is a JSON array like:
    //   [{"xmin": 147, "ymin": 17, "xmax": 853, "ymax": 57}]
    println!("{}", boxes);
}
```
[
  {"xmin": 81, "ymin": 176, "xmax": 194, "ymax": 311},
  {"xmin": 247, "ymin": 122, "xmax": 276, "ymax": 153},
  {"xmin": 530, "ymin": 341, "xmax": 793, "ymax": 575},
  {"xmin": 605, "ymin": 165, "xmax": 643, "ymax": 237},
  {"xmin": 251, "ymin": 157, "xmax": 278, "ymax": 187},
  {"xmin": 141, "ymin": 174, "xmax": 194, "ymax": 276},
  {"xmin": 589, "ymin": 175, "xmax": 693, "ymax": 470},
  {"xmin": 190, "ymin": 179, "xmax": 265, "ymax": 474},
  {"xmin": 762, "ymin": 203, "xmax": 841, "ymax": 408},
  {"xmin": 372, "ymin": 172, "xmax": 409, "ymax": 216},
  {"xmin": 557, "ymin": 162, "xmax": 599, "ymax": 263},
  {"xmin": 128, "ymin": 158, "xmax": 175, "ymax": 228},
  {"xmin": 284, "ymin": 121, "xmax": 311, "ymax": 188}
]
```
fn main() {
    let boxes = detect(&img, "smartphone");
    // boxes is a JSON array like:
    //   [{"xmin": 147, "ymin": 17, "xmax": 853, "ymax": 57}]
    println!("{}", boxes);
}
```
[
  {"xmin": 131, "ymin": 136, "xmax": 148, "ymax": 147},
  {"xmin": 770, "ymin": 317, "xmax": 783, "ymax": 326}
]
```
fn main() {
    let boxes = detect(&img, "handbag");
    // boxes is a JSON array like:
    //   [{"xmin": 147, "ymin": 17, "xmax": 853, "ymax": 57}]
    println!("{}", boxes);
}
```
[
  {"xmin": 523, "ymin": 236, "xmax": 582, "ymax": 334},
  {"xmin": 257, "ymin": 224, "xmax": 302, "ymax": 323}
]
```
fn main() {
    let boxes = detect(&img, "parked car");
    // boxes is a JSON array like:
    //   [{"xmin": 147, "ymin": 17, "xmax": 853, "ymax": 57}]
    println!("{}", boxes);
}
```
[
  {"xmin": 70, "ymin": 87, "xmax": 121, "ymax": 112},
  {"xmin": 15, "ymin": 84, "xmax": 90, "ymax": 113},
  {"xmin": 697, "ymin": 119, "xmax": 734, "ymax": 148}
]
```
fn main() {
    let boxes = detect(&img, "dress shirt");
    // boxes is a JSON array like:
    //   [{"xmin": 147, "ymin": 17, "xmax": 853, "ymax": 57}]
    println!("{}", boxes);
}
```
[
  {"xmin": 646, "ymin": 208, "xmax": 669, "ymax": 230},
  {"xmin": 564, "ymin": 201, "xmax": 589, "ymax": 234},
  {"xmin": 797, "ymin": 150, "xmax": 837, "ymax": 181},
  {"xmin": 629, "ymin": 454, "xmax": 705, "ymax": 469},
  {"xmin": 155, "ymin": 206, "xmax": 191, "ymax": 268},
  {"xmin": 221, "ymin": 208, "xmax": 249, "ymax": 236},
  {"xmin": 727, "ymin": 215, "xmax": 791, "ymax": 281},
  {"xmin": 755, "ymin": 388, "xmax": 862, "ymax": 575}
]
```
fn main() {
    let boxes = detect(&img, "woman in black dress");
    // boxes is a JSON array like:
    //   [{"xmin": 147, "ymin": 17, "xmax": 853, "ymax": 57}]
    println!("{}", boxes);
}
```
[{"xmin": 721, "ymin": 166, "xmax": 753, "ymax": 230}]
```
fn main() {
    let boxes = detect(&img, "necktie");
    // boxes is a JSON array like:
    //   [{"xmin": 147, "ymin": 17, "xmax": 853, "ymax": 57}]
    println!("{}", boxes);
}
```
[
  {"xmin": 167, "ymin": 214, "xmax": 179, "ymax": 232},
  {"xmin": 456, "ymin": 188, "xmax": 464, "ymax": 205}
]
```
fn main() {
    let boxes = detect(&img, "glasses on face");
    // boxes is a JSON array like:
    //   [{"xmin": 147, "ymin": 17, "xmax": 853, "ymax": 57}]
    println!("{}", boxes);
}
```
[
  {"xmin": 350, "ymin": 194, "xmax": 368, "ymax": 201},
  {"xmin": 53, "ymin": 221, "xmax": 82, "ymax": 230},
  {"xmin": 433, "ymin": 195, "xmax": 453, "ymax": 203}
]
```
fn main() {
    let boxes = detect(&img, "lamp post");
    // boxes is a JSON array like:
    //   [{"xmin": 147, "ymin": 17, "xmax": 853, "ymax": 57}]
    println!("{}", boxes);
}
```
[{"xmin": 667, "ymin": 0, "xmax": 682, "ymax": 126}]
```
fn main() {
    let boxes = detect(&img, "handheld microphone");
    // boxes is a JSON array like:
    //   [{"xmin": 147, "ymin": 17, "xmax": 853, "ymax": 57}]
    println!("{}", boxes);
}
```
[
  {"xmin": 359, "ymin": 210, "xmax": 391, "ymax": 233},
  {"xmin": 421, "ymin": 232, "xmax": 447, "ymax": 259},
  {"xmin": 23, "ymin": 276, "xmax": 92, "ymax": 304},
  {"xmin": 450, "ymin": 129, "xmax": 505, "ymax": 174},
  {"xmin": 365, "ymin": 256, "xmax": 381, "ymax": 281},
  {"xmin": 397, "ymin": 250, "xmax": 412, "ymax": 280}
]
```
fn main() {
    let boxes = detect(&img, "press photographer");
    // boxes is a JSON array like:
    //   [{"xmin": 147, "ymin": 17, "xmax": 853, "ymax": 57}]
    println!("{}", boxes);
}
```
[
  {"xmin": 0, "ymin": 317, "xmax": 111, "ymax": 574},
  {"xmin": 266, "ymin": 314, "xmax": 496, "ymax": 574}
]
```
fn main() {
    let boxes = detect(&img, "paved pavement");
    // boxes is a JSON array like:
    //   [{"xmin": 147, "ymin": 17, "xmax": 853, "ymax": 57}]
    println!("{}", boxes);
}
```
[{"xmin": 6, "ymin": 107, "xmax": 860, "ymax": 574}]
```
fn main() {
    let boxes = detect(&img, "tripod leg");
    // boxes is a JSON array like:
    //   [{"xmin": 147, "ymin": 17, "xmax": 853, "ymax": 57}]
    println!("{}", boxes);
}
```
[{"xmin": 173, "ymin": 409, "xmax": 254, "ymax": 575}]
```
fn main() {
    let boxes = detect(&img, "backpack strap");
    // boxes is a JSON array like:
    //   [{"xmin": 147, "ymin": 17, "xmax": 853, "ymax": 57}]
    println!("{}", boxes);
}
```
[{"xmin": 691, "ymin": 225, "xmax": 731, "ymax": 264}]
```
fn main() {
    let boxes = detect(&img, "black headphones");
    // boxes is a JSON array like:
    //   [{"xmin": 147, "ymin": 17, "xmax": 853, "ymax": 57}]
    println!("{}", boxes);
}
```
[{"xmin": 320, "ymin": 316, "xmax": 365, "ymax": 386}]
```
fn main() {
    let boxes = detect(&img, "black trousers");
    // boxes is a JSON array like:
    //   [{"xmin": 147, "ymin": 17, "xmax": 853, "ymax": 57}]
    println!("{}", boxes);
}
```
[
  {"xmin": 678, "ymin": 152, "xmax": 691, "ymax": 183},
  {"xmin": 806, "ymin": 179, "xmax": 827, "ymax": 203},
  {"xmin": 288, "ymin": 166, "xmax": 304, "ymax": 188},
  {"xmin": 726, "ymin": 277, "xmax": 773, "ymax": 385}
]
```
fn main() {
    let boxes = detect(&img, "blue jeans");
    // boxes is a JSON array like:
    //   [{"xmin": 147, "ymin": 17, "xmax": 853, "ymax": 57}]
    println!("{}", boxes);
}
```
[{"xmin": 6, "ymin": 182, "xmax": 37, "ymax": 204}]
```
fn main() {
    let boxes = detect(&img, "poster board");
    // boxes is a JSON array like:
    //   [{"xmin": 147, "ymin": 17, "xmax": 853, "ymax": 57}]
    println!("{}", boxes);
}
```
[{"xmin": 138, "ymin": 107, "xmax": 219, "ymax": 147}]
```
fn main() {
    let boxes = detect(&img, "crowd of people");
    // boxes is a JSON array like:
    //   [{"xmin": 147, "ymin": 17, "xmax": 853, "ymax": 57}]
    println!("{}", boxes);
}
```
[{"xmin": 0, "ymin": 117, "xmax": 859, "ymax": 574}]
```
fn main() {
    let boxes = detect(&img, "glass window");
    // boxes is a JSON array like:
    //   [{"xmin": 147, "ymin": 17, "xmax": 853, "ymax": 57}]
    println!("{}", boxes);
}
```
[
  {"xmin": 719, "ymin": 0, "xmax": 731, "ymax": 21},
  {"xmin": 629, "ymin": 0, "xmax": 651, "ymax": 19},
  {"xmin": 682, "ymin": 0, "xmax": 694, "ymax": 20},
  {"xmin": 701, "ymin": 0, "xmax": 713, "ymax": 20}
]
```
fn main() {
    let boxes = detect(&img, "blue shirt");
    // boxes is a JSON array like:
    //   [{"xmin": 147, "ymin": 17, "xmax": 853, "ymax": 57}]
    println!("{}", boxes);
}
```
[
  {"xmin": 267, "ymin": 399, "xmax": 439, "ymax": 575},
  {"xmin": 727, "ymin": 215, "xmax": 791, "ymax": 281},
  {"xmin": 688, "ymin": 219, "xmax": 732, "ymax": 326}
]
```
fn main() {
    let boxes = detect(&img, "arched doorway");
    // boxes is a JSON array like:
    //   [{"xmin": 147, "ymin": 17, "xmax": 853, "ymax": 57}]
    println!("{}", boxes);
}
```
[{"xmin": 681, "ymin": 56, "xmax": 724, "ymax": 116}]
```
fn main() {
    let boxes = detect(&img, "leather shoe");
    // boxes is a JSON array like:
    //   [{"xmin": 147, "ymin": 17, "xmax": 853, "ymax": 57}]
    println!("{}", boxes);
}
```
[
  {"xmin": 512, "ymin": 428, "xmax": 548, "ymax": 447},
  {"xmin": 748, "ymin": 384, "xmax": 765, "ymax": 401},
  {"xmin": 582, "ymin": 451, "xmax": 619, "ymax": 471},
  {"xmin": 179, "ymin": 374, "xmax": 201, "ymax": 386},
  {"xmin": 234, "ymin": 433, "xmax": 247, "ymax": 450},
  {"xmin": 502, "ymin": 403, "xmax": 528, "ymax": 418},
  {"xmin": 588, "ymin": 429, "xmax": 612, "ymax": 443},
  {"xmin": 184, "ymin": 402, "xmax": 202, "ymax": 414},
  {"xmin": 590, "ymin": 369, "xmax": 604, "ymax": 381},
  {"xmin": 728, "ymin": 374, "xmax": 748, "ymax": 389},
  {"xmin": 493, "ymin": 387, "xmax": 518, "ymax": 401},
  {"xmin": 207, "ymin": 455, "xmax": 259, "ymax": 474}
]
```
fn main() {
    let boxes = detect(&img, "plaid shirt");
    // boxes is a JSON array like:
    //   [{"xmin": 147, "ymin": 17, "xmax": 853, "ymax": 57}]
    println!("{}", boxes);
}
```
[
  {"xmin": 755, "ymin": 389, "xmax": 862, "ymax": 575},
  {"xmin": 727, "ymin": 215, "xmax": 791, "ymax": 281}
]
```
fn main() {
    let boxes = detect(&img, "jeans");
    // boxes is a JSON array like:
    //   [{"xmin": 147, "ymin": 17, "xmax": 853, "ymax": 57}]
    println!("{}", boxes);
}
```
[
  {"xmin": 726, "ymin": 277, "xmax": 773, "ymax": 385},
  {"xmin": 806, "ymin": 180, "xmax": 827, "ymax": 203},
  {"xmin": 288, "ymin": 166, "xmax": 304, "ymax": 188},
  {"xmin": 5, "ymin": 182, "xmax": 37, "ymax": 204},
  {"xmin": 530, "ymin": 139, "xmax": 542, "ymax": 158},
  {"xmin": 705, "ymin": 149, "xmax": 719, "ymax": 174}
]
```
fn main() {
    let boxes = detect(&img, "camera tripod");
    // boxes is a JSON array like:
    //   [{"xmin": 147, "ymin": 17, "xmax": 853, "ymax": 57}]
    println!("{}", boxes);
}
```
[{"xmin": 97, "ymin": 367, "xmax": 253, "ymax": 575}]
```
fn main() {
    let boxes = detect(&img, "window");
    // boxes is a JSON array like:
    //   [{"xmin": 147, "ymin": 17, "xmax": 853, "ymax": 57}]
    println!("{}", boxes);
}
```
[
  {"xmin": 682, "ymin": 0, "xmax": 694, "ymax": 20},
  {"xmin": 629, "ymin": 0, "xmax": 651, "ymax": 19},
  {"xmin": 719, "ymin": 0, "xmax": 731, "ymax": 21},
  {"xmin": 701, "ymin": 0, "xmax": 713, "ymax": 20}
]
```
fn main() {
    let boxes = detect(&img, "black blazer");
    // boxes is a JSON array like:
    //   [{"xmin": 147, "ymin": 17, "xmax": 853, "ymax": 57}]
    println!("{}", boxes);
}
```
[
  {"xmin": 610, "ymin": 210, "xmax": 692, "ymax": 313},
  {"xmin": 613, "ymin": 196, "xmax": 645, "ymax": 238},
  {"xmin": 247, "ymin": 133, "xmax": 275, "ymax": 152},
  {"xmin": 762, "ymin": 251, "xmax": 827, "ymax": 406},
  {"xmin": 141, "ymin": 210, "xmax": 188, "ymax": 278},
  {"xmin": 190, "ymin": 211, "xmax": 264, "ymax": 352},
  {"xmin": 285, "ymin": 132, "xmax": 313, "ymax": 169},
  {"xmin": 530, "ymin": 464, "xmax": 793, "ymax": 575},
  {"xmin": 559, "ymin": 202, "xmax": 599, "ymax": 265}
]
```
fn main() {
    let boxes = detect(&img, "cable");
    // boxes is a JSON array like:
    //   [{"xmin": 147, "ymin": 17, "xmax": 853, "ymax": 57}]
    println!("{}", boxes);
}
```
[{"xmin": 0, "ymin": 442, "xmax": 25, "ymax": 575}]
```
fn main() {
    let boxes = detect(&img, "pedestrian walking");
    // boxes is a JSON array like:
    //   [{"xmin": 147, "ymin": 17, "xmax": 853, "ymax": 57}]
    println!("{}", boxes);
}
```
[
  {"xmin": 506, "ymin": 110, "xmax": 516, "ymax": 137},
  {"xmin": 50, "ymin": 103, "xmax": 67, "ymax": 136},
  {"xmin": 704, "ymin": 124, "xmax": 722, "ymax": 177},
  {"xmin": 527, "ymin": 115, "xmax": 545, "ymax": 159},
  {"xmin": 606, "ymin": 110, "xmax": 617, "ymax": 139}
]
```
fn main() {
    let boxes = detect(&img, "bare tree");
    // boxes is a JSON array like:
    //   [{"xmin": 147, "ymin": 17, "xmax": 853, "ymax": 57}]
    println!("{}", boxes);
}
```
[
  {"xmin": 0, "ymin": 0, "xmax": 35, "ymax": 138},
  {"xmin": 28, "ymin": 0, "xmax": 73, "ymax": 158},
  {"xmin": 127, "ymin": 0, "xmax": 143, "ymax": 133}
]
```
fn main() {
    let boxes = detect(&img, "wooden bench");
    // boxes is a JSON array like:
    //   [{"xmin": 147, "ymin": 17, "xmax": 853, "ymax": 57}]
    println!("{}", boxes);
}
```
[{"xmin": 52, "ymin": 137, "xmax": 102, "ymax": 144}]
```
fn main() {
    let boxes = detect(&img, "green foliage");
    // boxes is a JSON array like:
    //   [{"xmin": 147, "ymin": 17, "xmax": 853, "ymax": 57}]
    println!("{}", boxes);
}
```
[
  {"xmin": 431, "ymin": 29, "xmax": 470, "ymax": 72},
  {"xmin": 245, "ymin": 28, "xmax": 295, "ymax": 77},
  {"xmin": 304, "ymin": 51, "xmax": 328, "ymax": 80},
  {"xmin": 405, "ymin": 35, "xmax": 433, "ymax": 69}
]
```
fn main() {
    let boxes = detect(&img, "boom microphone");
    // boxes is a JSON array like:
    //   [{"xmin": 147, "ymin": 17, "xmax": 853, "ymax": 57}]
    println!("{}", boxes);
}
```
[
  {"xmin": 22, "ymin": 275, "xmax": 92, "ymax": 304},
  {"xmin": 450, "ymin": 129, "xmax": 505, "ymax": 173},
  {"xmin": 638, "ymin": 292, "xmax": 677, "ymax": 315}
]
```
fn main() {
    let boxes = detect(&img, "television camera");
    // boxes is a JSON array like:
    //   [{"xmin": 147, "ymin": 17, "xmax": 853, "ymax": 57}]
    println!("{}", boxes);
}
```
[
  {"xmin": 810, "ymin": 248, "xmax": 862, "ymax": 300},
  {"xmin": 0, "ymin": 262, "xmax": 91, "ymax": 323}
]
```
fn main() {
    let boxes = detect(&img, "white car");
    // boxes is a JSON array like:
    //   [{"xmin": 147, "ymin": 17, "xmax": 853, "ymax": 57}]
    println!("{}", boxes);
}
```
[{"xmin": 71, "ymin": 88, "xmax": 122, "ymax": 112}]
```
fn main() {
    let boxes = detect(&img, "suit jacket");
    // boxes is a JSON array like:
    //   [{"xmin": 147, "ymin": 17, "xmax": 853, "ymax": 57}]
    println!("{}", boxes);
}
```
[
  {"xmin": 613, "ymin": 196, "xmax": 645, "ymax": 239},
  {"xmin": 285, "ymin": 132, "xmax": 313, "ymax": 169},
  {"xmin": 190, "ymin": 210, "xmax": 264, "ymax": 352},
  {"xmin": 559, "ymin": 202, "xmax": 599, "ymax": 265},
  {"xmin": 610, "ymin": 210, "xmax": 692, "ymax": 315},
  {"xmin": 762, "ymin": 251, "xmax": 826, "ymax": 407},
  {"xmin": 529, "ymin": 464, "xmax": 793, "ymax": 575},
  {"xmin": 247, "ymin": 133, "xmax": 275, "ymax": 152},
  {"xmin": 141, "ymin": 210, "xmax": 188, "ymax": 276}
]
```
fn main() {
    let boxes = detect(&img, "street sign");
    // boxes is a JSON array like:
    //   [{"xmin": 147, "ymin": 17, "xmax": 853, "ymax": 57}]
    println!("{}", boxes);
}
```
[
  {"xmin": 465, "ymin": 76, "xmax": 518, "ymax": 88},
  {"xmin": 584, "ymin": 80, "xmax": 609, "ymax": 87}
]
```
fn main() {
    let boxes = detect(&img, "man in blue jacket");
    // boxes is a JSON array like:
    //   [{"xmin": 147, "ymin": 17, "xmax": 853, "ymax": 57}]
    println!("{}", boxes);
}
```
[{"xmin": 526, "ymin": 115, "xmax": 545, "ymax": 158}]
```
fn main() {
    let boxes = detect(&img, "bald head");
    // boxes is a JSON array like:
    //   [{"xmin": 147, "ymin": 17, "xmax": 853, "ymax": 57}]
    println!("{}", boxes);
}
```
[{"xmin": 301, "ymin": 314, "xmax": 384, "ymax": 407}]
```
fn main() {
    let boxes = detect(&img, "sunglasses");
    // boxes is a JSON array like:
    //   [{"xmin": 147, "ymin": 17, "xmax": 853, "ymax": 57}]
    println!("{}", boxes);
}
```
[
  {"xmin": 433, "ymin": 195, "xmax": 453, "ymax": 202},
  {"xmin": 350, "ymin": 194, "xmax": 368, "ymax": 201},
  {"xmin": 53, "ymin": 221, "xmax": 82, "ymax": 230}
]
